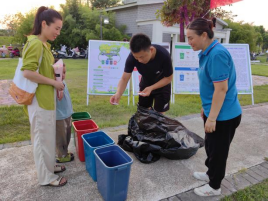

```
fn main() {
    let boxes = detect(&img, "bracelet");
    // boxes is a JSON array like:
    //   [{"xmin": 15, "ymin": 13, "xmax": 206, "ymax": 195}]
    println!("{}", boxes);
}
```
[{"xmin": 208, "ymin": 118, "xmax": 216, "ymax": 122}]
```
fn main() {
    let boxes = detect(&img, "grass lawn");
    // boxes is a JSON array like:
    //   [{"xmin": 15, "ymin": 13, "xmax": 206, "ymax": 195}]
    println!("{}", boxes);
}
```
[
  {"xmin": 251, "ymin": 63, "xmax": 268, "ymax": 77},
  {"xmin": 256, "ymin": 55, "xmax": 268, "ymax": 63},
  {"xmin": 221, "ymin": 179, "xmax": 268, "ymax": 201},
  {"xmin": 1, "ymin": 59, "xmax": 268, "ymax": 144}
]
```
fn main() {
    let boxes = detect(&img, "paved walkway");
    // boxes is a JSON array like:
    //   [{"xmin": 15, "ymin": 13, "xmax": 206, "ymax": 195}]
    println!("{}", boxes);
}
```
[
  {"xmin": 162, "ymin": 161, "xmax": 268, "ymax": 201},
  {"xmin": 1, "ymin": 103, "xmax": 268, "ymax": 201},
  {"xmin": 252, "ymin": 75, "xmax": 268, "ymax": 86},
  {"xmin": 0, "ymin": 80, "xmax": 18, "ymax": 105}
]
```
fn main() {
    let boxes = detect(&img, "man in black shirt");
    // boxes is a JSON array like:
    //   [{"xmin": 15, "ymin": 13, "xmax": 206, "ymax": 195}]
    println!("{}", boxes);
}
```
[{"xmin": 110, "ymin": 33, "xmax": 173, "ymax": 113}]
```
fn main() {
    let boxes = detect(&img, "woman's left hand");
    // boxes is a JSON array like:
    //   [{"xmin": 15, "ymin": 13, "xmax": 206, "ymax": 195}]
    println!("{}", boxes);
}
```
[{"xmin": 205, "ymin": 119, "xmax": 216, "ymax": 133}]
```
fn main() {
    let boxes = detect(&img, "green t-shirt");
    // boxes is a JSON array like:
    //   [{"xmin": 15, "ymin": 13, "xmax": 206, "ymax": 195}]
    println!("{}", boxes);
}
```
[{"xmin": 21, "ymin": 35, "xmax": 55, "ymax": 110}]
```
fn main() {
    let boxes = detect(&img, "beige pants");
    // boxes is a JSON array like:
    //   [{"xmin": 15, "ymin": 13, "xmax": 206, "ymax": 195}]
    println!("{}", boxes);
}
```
[
  {"xmin": 56, "ymin": 116, "xmax": 72, "ymax": 158},
  {"xmin": 28, "ymin": 95, "xmax": 58, "ymax": 185}
]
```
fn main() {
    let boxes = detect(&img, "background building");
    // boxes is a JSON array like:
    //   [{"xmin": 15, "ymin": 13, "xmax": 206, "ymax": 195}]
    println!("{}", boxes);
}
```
[{"xmin": 106, "ymin": 0, "xmax": 231, "ymax": 43}]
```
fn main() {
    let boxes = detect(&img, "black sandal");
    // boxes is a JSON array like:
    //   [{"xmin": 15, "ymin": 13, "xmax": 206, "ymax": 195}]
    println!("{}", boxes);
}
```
[
  {"xmin": 54, "ymin": 165, "xmax": 66, "ymax": 173},
  {"xmin": 47, "ymin": 177, "xmax": 67, "ymax": 187}
]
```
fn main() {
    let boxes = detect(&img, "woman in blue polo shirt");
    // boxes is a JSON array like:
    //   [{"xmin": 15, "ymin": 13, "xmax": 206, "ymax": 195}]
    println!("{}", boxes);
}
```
[{"xmin": 186, "ymin": 18, "xmax": 242, "ymax": 197}]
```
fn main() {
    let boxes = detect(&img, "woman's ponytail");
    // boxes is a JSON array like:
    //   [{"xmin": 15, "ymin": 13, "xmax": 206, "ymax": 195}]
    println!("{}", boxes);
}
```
[
  {"xmin": 186, "ymin": 17, "xmax": 216, "ymax": 39},
  {"xmin": 31, "ymin": 6, "xmax": 62, "ymax": 35}
]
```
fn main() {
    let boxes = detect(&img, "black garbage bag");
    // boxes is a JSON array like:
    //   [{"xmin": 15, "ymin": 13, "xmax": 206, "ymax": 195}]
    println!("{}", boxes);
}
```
[
  {"xmin": 118, "ymin": 135, "xmax": 161, "ymax": 163},
  {"xmin": 118, "ymin": 106, "xmax": 204, "ymax": 163}
]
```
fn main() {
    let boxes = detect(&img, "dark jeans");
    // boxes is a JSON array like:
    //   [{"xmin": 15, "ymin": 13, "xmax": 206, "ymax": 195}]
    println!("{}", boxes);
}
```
[{"xmin": 204, "ymin": 114, "xmax": 242, "ymax": 189}]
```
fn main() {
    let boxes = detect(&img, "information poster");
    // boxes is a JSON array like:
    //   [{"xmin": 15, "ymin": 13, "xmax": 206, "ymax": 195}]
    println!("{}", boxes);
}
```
[
  {"xmin": 173, "ymin": 44, "xmax": 200, "ymax": 94},
  {"xmin": 223, "ymin": 44, "xmax": 252, "ymax": 94},
  {"xmin": 87, "ymin": 40, "xmax": 130, "ymax": 95},
  {"xmin": 173, "ymin": 43, "xmax": 253, "ymax": 95}
]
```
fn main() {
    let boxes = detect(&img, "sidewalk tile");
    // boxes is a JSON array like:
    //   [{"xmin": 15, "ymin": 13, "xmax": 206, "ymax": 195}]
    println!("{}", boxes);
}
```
[
  {"xmin": 240, "ymin": 172, "xmax": 259, "ymax": 185},
  {"xmin": 252, "ymin": 166, "xmax": 268, "ymax": 178},
  {"xmin": 260, "ymin": 162, "xmax": 268, "ymax": 169},
  {"xmin": 246, "ymin": 169, "xmax": 264, "ymax": 181},
  {"xmin": 221, "ymin": 178, "xmax": 237, "ymax": 192},
  {"xmin": 232, "ymin": 174, "xmax": 251, "ymax": 190},
  {"xmin": 220, "ymin": 184, "xmax": 232, "ymax": 196}
]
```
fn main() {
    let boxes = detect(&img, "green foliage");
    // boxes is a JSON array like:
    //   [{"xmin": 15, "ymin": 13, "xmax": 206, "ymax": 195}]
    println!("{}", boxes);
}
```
[
  {"xmin": 1, "ymin": 0, "xmax": 127, "ymax": 49},
  {"xmin": 14, "ymin": 11, "xmax": 35, "ymax": 44},
  {"xmin": 0, "ymin": 30, "xmax": 11, "ymax": 36},
  {"xmin": 225, "ymin": 19, "xmax": 260, "ymax": 52},
  {"xmin": 53, "ymin": 0, "xmax": 127, "ymax": 48},
  {"xmin": 156, "ymin": 0, "xmax": 230, "ymax": 42},
  {"xmin": 90, "ymin": 0, "xmax": 120, "ymax": 9},
  {"xmin": 0, "ymin": 13, "xmax": 22, "ymax": 36},
  {"xmin": 263, "ymin": 33, "xmax": 268, "ymax": 50},
  {"xmin": 254, "ymin": 25, "xmax": 268, "ymax": 52},
  {"xmin": 0, "ymin": 36, "xmax": 15, "ymax": 46}
]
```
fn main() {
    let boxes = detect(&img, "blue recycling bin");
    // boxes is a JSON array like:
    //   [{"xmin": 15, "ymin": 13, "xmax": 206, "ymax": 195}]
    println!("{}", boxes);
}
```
[
  {"xmin": 82, "ymin": 131, "xmax": 114, "ymax": 181},
  {"xmin": 94, "ymin": 145, "xmax": 133, "ymax": 201}
]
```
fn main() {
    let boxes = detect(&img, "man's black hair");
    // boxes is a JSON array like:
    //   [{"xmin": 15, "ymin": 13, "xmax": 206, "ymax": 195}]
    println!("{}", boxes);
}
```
[{"xmin": 130, "ymin": 33, "xmax": 151, "ymax": 53}]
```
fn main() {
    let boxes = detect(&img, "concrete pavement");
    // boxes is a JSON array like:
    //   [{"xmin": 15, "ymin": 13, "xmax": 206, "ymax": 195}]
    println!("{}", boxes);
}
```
[{"xmin": 0, "ymin": 103, "xmax": 268, "ymax": 201}]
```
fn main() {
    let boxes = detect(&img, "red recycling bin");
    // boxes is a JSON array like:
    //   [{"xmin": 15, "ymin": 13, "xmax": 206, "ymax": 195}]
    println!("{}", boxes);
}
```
[{"xmin": 72, "ymin": 119, "xmax": 99, "ymax": 162}]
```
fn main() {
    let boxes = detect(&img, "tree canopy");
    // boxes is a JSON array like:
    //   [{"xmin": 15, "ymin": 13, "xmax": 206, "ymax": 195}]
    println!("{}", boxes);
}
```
[
  {"xmin": 225, "ymin": 19, "xmax": 268, "ymax": 52},
  {"xmin": 90, "ymin": 0, "xmax": 120, "ymax": 9},
  {"xmin": 0, "ymin": 0, "xmax": 128, "ymax": 48},
  {"xmin": 156, "ymin": 0, "xmax": 268, "ymax": 51},
  {"xmin": 156, "ymin": 0, "xmax": 211, "ymax": 42}
]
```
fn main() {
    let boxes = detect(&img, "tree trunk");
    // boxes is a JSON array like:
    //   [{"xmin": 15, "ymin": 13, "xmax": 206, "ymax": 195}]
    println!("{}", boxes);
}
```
[
  {"xmin": 179, "ymin": 9, "xmax": 185, "ymax": 42},
  {"xmin": 180, "ymin": 22, "xmax": 185, "ymax": 42}
]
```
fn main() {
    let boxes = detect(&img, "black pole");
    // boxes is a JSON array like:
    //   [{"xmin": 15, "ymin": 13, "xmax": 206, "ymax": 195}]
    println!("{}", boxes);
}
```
[{"xmin": 170, "ymin": 34, "xmax": 173, "ymax": 57}]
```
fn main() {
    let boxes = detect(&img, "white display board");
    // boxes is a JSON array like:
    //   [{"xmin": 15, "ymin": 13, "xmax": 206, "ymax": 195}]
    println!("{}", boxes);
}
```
[
  {"xmin": 87, "ymin": 40, "xmax": 130, "ymax": 105},
  {"xmin": 132, "ymin": 43, "xmax": 170, "ymax": 105},
  {"xmin": 173, "ymin": 43, "xmax": 254, "ymax": 104},
  {"xmin": 224, "ymin": 44, "xmax": 253, "ymax": 94}
]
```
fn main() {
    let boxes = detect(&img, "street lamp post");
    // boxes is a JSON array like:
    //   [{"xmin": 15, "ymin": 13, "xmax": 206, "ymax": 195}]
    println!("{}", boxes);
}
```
[{"xmin": 100, "ymin": 15, "xmax": 109, "ymax": 40}]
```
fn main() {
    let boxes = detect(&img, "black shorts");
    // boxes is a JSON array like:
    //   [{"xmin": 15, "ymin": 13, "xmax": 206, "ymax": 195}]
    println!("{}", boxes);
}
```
[{"xmin": 138, "ymin": 90, "xmax": 171, "ymax": 112}]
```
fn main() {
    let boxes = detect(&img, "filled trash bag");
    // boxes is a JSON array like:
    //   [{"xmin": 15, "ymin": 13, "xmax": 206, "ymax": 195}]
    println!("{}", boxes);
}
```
[{"xmin": 118, "ymin": 106, "xmax": 204, "ymax": 163}]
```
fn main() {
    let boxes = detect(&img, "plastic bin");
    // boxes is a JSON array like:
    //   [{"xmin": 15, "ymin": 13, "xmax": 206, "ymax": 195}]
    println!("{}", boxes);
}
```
[
  {"xmin": 82, "ymin": 131, "xmax": 115, "ymax": 181},
  {"xmin": 94, "ymin": 145, "xmax": 133, "ymax": 201},
  {"xmin": 72, "ymin": 119, "xmax": 99, "ymax": 162},
  {"xmin": 71, "ymin": 112, "xmax": 91, "ymax": 121},
  {"xmin": 71, "ymin": 112, "xmax": 91, "ymax": 147}
]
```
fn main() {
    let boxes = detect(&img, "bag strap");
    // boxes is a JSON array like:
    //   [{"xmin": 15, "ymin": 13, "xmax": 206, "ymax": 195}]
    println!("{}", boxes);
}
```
[
  {"xmin": 23, "ymin": 38, "xmax": 44, "ymax": 72},
  {"xmin": 37, "ymin": 46, "xmax": 44, "ymax": 72}
]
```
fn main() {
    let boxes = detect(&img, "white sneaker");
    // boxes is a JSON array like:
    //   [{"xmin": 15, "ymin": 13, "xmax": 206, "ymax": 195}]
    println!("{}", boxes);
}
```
[
  {"xmin": 193, "ymin": 172, "xmax": 209, "ymax": 182},
  {"xmin": 194, "ymin": 184, "xmax": 221, "ymax": 196}
]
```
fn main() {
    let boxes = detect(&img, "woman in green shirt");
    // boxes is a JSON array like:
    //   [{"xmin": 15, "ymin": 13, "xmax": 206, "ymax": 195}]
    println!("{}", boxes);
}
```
[{"xmin": 22, "ymin": 6, "xmax": 67, "ymax": 187}]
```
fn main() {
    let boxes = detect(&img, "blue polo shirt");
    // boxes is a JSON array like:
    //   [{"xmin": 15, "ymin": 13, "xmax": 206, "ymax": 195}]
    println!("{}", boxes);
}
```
[{"xmin": 198, "ymin": 40, "xmax": 241, "ymax": 121}]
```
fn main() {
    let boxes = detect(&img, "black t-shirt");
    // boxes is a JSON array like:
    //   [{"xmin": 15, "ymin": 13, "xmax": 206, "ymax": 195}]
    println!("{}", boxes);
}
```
[{"xmin": 124, "ymin": 44, "xmax": 173, "ymax": 93}]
